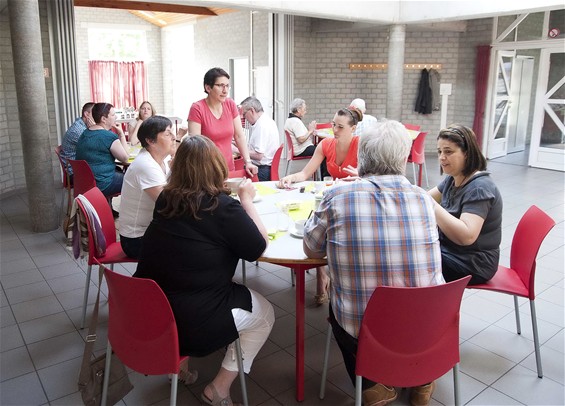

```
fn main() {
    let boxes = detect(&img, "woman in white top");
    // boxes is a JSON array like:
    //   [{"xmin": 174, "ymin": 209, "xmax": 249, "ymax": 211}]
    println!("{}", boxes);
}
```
[
  {"xmin": 119, "ymin": 115, "xmax": 176, "ymax": 258},
  {"xmin": 127, "ymin": 101, "xmax": 156, "ymax": 146}
]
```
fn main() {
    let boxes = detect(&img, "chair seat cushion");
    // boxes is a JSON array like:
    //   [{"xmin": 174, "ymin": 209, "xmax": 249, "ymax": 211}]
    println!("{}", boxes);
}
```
[{"xmin": 469, "ymin": 265, "xmax": 529, "ymax": 298}]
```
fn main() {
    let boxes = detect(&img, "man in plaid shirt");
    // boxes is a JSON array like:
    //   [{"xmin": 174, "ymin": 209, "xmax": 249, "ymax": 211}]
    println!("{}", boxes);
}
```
[{"xmin": 304, "ymin": 120, "xmax": 444, "ymax": 406}]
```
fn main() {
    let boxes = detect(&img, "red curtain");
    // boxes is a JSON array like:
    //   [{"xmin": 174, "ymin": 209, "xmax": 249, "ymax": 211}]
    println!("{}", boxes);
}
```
[
  {"xmin": 88, "ymin": 61, "xmax": 147, "ymax": 108},
  {"xmin": 473, "ymin": 45, "xmax": 491, "ymax": 148}
]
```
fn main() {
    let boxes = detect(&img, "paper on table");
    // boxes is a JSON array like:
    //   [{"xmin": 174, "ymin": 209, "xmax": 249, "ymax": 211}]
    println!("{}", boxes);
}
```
[
  {"xmin": 288, "ymin": 201, "xmax": 314, "ymax": 221},
  {"xmin": 255, "ymin": 183, "xmax": 279, "ymax": 196}
]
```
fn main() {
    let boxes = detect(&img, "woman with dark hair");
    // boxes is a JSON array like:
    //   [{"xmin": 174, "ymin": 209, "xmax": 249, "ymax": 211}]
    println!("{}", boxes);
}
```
[
  {"xmin": 119, "ymin": 115, "xmax": 176, "ymax": 259},
  {"xmin": 127, "ymin": 100, "xmax": 156, "ymax": 146},
  {"xmin": 278, "ymin": 106, "xmax": 363, "ymax": 306},
  {"xmin": 429, "ymin": 124, "xmax": 503, "ymax": 284},
  {"xmin": 278, "ymin": 106, "xmax": 363, "ymax": 188},
  {"xmin": 187, "ymin": 67, "xmax": 258, "ymax": 177},
  {"xmin": 134, "ymin": 135, "xmax": 274, "ymax": 406},
  {"xmin": 76, "ymin": 102, "xmax": 129, "ymax": 197}
]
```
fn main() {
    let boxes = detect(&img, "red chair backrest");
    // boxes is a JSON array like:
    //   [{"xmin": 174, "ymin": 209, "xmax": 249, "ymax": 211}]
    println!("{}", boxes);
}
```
[
  {"xmin": 356, "ymin": 276, "xmax": 471, "ymax": 387},
  {"xmin": 234, "ymin": 156, "xmax": 245, "ymax": 171},
  {"xmin": 285, "ymin": 130, "xmax": 297, "ymax": 159},
  {"xmin": 68, "ymin": 159, "xmax": 96, "ymax": 196},
  {"xmin": 101, "ymin": 264, "xmax": 182, "ymax": 375},
  {"xmin": 404, "ymin": 123, "xmax": 421, "ymax": 131},
  {"xmin": 76, "ymin": 187, "xmax": 118, "ymax": 264},
  {"xmin": 316, "ymin": 122, "xmax": 332, "ymax": 130},
  {"xmin": 510, "ymin": 205, "xmax": 556, "ymax": 299},
  {"xmin": 271, "ymin": 144, "xmax": 284, "ymax": 181},
  {"xmin": 408, "ymin": 132, "xmax": 427, "ymax": 165},
  {"xmin": 54, "ymin": 145, "xmax": 71, "ymax": 188}
]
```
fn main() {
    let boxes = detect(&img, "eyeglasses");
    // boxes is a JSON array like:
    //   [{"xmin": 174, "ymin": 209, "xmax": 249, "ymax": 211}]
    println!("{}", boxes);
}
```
[{"xmin": 213, "ymin": 83, "xmax": 230, "ymax": 90}]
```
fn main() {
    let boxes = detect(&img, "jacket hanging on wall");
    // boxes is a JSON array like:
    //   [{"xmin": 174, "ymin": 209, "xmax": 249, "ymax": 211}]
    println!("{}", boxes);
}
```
[
  {"xmin": 415, "ymin": 69, "xmax": 432, "ymax": 114},
  {"xmin": 429, "ymin": 68, "xmax": 441, "ymax": 111}
]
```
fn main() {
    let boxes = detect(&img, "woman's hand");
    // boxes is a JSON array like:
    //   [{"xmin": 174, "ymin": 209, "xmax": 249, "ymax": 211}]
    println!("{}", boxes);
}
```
[
  {"xmin": 277, "ymin": 176, "xmax": 293, "ymax": 189},
  {"xmin": 237, "ymin": 179, "xmax": 256, "ymax": 204},
  {"xmin": 342, "ymin": 165, "xmax": 358, "ymax": 177},
  {"xmin": 245, "ymin": 162, "xmax": 258, "ymax": 177}
]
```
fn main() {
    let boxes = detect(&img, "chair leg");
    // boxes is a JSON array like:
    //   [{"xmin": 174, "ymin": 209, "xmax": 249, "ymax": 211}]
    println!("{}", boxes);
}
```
[
  {"xmin": 284, "ymin": 160, "xmax": 290, "ymax": 176},
  {"xmin": 241, "ymin": 260, "xmax": 246, "ymax": 285},
  {"xmin": 417, "ymin": 164, "xmax": 423, "ymax": 187},
  {"xmin": 530, "ymin": 300, "xmax": 543, "ymax": 378},
  {"xmin": 423, "ymin": 161, "xmax": 429, "ymax": 188},
  {"xmin": 453, "ymin": 363, "xmax": 460, "ymax": 406},
  {"xmin": 411, "ymin": 162, "xmax": 417, "ymax": 185},
  {"xmin": 290, "ymin": 269, "xmax": 295, "ymax": 287},
  {"xmin": 80, "ymin": 264, "xmax": 93, "ymax": 329},
  {"xmin": 355, "ymin": 375, "xmax": 362, "ymax": 406},
  {"xmin": 319, "ymin": 323, "xmax": 332, "ymax": 399},
  {"xmin": 101, "ymin": 341, "xmax": 113, "ymax": 406},
  {"xmin": 234, "ymin": 339, "xmax": 248, "ymax": 406},
  {"xmin": 169, "ymin": 372, "xmax": 179, "ymax": 406},
  {"xmin": 513, "ymin": 295, "xmax": 522, "ymax": 334}
]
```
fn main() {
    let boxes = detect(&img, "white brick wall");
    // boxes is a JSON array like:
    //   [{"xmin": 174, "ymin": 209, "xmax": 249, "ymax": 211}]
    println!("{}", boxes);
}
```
[{"xmin": 293, "ymin": 17, "xmax": 494, "ymax": 154}]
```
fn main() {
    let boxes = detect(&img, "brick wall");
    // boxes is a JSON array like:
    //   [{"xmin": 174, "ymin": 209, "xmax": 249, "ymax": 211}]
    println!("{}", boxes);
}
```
[{"xmin": 293, "ymin": 17, "xmax": 494, "ymax": 152}]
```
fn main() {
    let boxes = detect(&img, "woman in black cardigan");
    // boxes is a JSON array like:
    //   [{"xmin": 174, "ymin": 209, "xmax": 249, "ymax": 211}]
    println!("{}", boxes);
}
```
[{"xmin": 135, "ymin": 135, "xmax": 274, "ymax": 406}]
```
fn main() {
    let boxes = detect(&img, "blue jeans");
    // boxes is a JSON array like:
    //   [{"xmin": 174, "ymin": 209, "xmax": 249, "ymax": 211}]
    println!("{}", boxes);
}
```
[
  {"xmin": 257, "ymin": 165, "xmax": 271, "ymax": 182},
  {"xmin": 101, "ymin": 170, "xmax": 124, "ymax": 197}
]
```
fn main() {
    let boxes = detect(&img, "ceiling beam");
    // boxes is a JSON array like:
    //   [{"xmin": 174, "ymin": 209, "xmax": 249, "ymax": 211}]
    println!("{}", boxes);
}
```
[{"xmin": 73, "ymin": 0, "xmax": 217, "ymax": 16}]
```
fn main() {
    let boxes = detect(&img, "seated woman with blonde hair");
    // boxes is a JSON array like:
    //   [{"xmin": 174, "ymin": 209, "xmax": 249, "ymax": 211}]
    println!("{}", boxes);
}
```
[
  {"xmin": 128, "ymin": 101, "xmax": 156, "ymax": 146},
  {"xmin": 135, "ymin": 135, "xmax": 274, "ymax": 406}
]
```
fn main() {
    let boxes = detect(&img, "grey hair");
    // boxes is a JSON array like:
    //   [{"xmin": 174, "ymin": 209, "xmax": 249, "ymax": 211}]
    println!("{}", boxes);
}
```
[
  {"xmin": 358, "ymin": 120, "xmax": 412, "ymax": 177},
  {"xmin": 289, "ymin": 98, "xmax": 305, "ymax": 113},
  {"xmin": 240, "ymin": 96, "xmax": 264, "ymax": 112}
]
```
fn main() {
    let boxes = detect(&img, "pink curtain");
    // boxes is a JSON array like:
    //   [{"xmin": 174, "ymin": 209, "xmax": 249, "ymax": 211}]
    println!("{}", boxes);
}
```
[
  {"xmin": 473, "ymin": 45, "xmax": 491, "ymax": 148},
  {"xmin": 88, "ymin": 61, "xmax": 147, "ymax": 108}
]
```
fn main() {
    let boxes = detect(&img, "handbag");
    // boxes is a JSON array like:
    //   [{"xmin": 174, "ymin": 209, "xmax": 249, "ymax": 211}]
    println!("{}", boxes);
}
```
[{"xmin": 78, "ymin": 266, "xmax": 133, "ymax": 406}]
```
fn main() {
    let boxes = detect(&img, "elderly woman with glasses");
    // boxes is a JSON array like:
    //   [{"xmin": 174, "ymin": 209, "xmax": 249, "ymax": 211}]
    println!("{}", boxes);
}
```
[
  {"xmin": 76, "ymin": 102, "xmax": 129, "ymax": 198},
  {"xmin": 278, "ymin": 106, "xmax": 363, "ymax": 306},
  {"xmin": 187, "ymin": 67, "xmax": 258, "ymax": 177},
  {"xmin": 119, "ymin": 116, "xmax": 177, "ymax": 259},
  {"xmin": 428, "ymin": 124, "xmax": 503, "ymax": 285},
  {"xmin": 135, "ymin": 135, "xmax": 274, "ymax": 406}
]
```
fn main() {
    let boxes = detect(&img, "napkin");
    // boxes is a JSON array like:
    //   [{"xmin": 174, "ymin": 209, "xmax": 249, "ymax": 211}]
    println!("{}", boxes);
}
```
[
  {"xmin": 288, "ymin": 201, "xmax": 314, "ymax": 221},
  {"xmin": 255, "ymin": 183, "xmax": 279, "ymax": 196}
]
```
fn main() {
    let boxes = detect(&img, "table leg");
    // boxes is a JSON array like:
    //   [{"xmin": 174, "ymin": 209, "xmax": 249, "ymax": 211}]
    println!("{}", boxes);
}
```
[{"xmin": 295, "ymin": 266, "xmax": 305, "ymax": 401}]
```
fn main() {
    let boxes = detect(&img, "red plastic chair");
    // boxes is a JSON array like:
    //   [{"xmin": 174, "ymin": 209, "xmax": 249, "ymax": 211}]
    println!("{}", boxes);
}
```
[
  {"xmin": 407, "ymin": 131, "xmax": 428, "ymax": 187},
  {"xmin": 320, "ymin": 276, "xmax": 471, "ymax": 406},
  {"xmin": 284, "ymin": 130, "xmax": 312, "ymax": 176},
  {"xmin": 270, "ymin": 144, "xmax": 284, "ymax": 181},
  {"xmin": 468, "ymin": 205, "xmax": 556, "ymax": 378},
  {"xmin": 315, "ymin": 122, "xmax": 332, "ymax": 130},
  {"xmin": 68, "ymin": 159, "xmax": 96, "ymax": 197},
  {"xmin": 234, "ymin": 156, "xmax": 245, "ymax": 171},
  {"xmin": 76, "ymin": 187, "xmax": 137, "ymax": 329},
  {"xmin": 228, "ymin": 169, "xmax": 259, "ymax": 183},
  {"xmin": 403, "ymin": 123, "xmax": 421, "ymax": 131},
  {"xmin": 55, "ymin": 146, "xmax": 73, "ymax": 217},
  {"xmin": 99, "ymin": 262, "xmax": 249, "ymax": 406}
]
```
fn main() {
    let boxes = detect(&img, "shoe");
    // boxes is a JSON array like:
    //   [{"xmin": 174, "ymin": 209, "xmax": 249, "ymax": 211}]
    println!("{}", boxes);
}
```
[
  {"xmin": 201, "ymin": 383, "xmax": 242, "ymax": 406},
  {"xmin": 168, "ymin": 369, "xmax": 198, "ymax": 386},
  {"xmin": 314, "ymin": 292, "xmax": 329, "ymax": 306},
  {"xmin": 362, "ymin": 383, "xmax": 398, "ymax": 406},
  {"xmin": 410, "ymin": 381, "xmax": 435, "ymax": 406}
]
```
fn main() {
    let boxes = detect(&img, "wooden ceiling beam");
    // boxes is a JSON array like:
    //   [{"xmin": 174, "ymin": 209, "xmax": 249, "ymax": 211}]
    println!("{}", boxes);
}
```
[{"xmin": 73, "ymin": 0, "xmax": 217, "ymax": 16}]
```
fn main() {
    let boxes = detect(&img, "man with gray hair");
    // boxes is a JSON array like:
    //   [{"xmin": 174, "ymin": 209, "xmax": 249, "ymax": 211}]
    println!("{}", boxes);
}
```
[
  {"xmin": 284, "ymin": 98, "xmax": 317, "ymax": 157},
  {"xmin": 240, "ymin": 96, "xmax": 280, "ymax": 181},
  {"xmin": 303, "ymin": 120, "xmax": 444, "ymax": 406},
  {"xmin": 350, "ymin": 98, "xmax": 378, "ymax": 136}
]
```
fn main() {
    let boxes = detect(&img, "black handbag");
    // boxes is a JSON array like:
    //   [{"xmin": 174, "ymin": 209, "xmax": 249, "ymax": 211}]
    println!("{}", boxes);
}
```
[{"xmin": 78, "ymin": 266, "xmax": 133, "ymax": 406}]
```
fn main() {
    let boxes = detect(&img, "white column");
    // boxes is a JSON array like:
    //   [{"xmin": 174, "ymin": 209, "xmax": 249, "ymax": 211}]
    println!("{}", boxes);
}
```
[{"xmin": 386, "ymin": 24, "xmax": 406, "ymax": 121}]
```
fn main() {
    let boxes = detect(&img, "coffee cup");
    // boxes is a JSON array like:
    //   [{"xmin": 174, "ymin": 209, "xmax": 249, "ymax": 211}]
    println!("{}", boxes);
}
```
[
  {"xmin": 314, "ymin": 195, "xmax": 323, "ymax": 210},
  {"xmin": 226, "ymin": 177, "xmax": 245, "ymax": 194},
  {"xmin": 294, "ymin": 219, "xmax": 306, "ymax": 234}
]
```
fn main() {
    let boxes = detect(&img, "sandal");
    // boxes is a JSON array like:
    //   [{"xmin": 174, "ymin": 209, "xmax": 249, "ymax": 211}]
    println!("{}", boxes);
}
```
[
  {"xmin": 201, "ymin": 383, "xmax": 241, "ymax": 406},
  {"xmin": 168, "ymin": 369, "xmax": 198, "ymax": 386},
  {"xmin": 314, "ymin": 292, "xmax": 329, "ymax": 306}
]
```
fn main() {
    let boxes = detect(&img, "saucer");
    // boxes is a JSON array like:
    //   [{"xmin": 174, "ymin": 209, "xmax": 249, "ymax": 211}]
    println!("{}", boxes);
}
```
[
  {"xmin": 290, "ymin": 229, "xmax": 304, "ymax": 238},
  {"xmin": 233, "ymin": 195, "xmax": 262, "ymax": 203}
]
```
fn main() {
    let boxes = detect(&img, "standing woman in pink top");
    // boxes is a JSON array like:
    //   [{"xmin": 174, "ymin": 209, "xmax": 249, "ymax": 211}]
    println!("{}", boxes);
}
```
[{"xmin": 188, "ymin": 67, "xmax": 258, "ymax": 177}]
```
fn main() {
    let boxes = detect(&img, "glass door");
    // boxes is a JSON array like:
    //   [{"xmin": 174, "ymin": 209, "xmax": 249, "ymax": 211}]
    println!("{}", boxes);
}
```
[
  {"xmin": 528, "ymin": 49, "xmax": 565, "ymax": 171},
  {"xmin": 487, "ymin": 51, "xmax": 515, "ymax": 159}
]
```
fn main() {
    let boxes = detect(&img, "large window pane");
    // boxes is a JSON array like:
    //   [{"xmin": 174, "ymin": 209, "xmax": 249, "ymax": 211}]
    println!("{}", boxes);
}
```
[
  {"xmin": 517, "ymin": 13, "xmax": 545, "ymax": 41},
  {"xmin": 549, "ymin": 9, "xmax": 565, "ymax": 39},
  {"xmin": 540, "ymin": 107, "xmax": 564, "ymax": 149}
]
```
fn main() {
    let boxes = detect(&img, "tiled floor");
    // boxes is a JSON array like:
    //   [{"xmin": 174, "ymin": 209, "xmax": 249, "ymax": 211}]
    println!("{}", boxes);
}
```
[{"xmin": 1, "ymin": 152, "xmax": 564, "ymax": 405}]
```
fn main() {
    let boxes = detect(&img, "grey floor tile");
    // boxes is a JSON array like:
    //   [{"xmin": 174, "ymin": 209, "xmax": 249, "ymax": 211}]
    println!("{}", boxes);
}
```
[
  {"xmin": 11, "ymin": 295, "xmax": 64, "ymax": 323},
  {"xmin": 467, "ymin": 387, "xmax": 525, "ymax": 405},
  {"xmin": 39, "ymin": 260, "xmax": 84, "ymax": 280},
  {"xmin": 27, "ymin": 330, "xmax": 86, "ymax": 370},
  {"xmin": 433, "ymin": 369, "xmax": 487, "ymax": 406},
  {"xmin": 0, "ymin": 256, "xmax": 38, "ymax": 275},
  {"xmin": 36, "ymin": 356, "xmax": 83, "ymax": 401},
  {"xmin": 4, "ymin": 280, "xmax": 53, "ymax": 305},
  {"xmin": 468, "ymin": 324, "xmax": 540, "ymax": 364},
  {"xmin": 0, "ymin": 305, "xmax": 15, "ymax": 327},
  {"xmin": 0, "ymin": 346, "xmax": 35, "ymax": 382},
  {"xmin": 459, "ymin": 341, "xmax": 517, "ymax": 385},
  {"xmin": 492, "ymin": 364, "xmax": 564, "ymax": 405},
  {"xmin": 0, "ymin": 324, "xmax": 25, "ymax": 352},
  {"xmin": 520, "ymin": 345, "xmax": 564, "ymax": 384},
  {"xmin": 0, "ymin": 372, "xmax": 48, "ymax": 405},
  {"xmin": 19, "ymin": 312, "xmax": 75, "ymax": 345},
  {"xmin": 0, "ymin": 268, "xmax": 45, "ymax": 289},
  {"xmin": 544, "ymin": 330, "xmax": 565, "ymax": 354}
]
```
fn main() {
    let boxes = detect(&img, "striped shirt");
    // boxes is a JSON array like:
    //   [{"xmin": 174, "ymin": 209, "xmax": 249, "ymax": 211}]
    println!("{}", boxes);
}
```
[{"xmin": 304, "ymin": 175, "xmax": 444, "ymax": 337}]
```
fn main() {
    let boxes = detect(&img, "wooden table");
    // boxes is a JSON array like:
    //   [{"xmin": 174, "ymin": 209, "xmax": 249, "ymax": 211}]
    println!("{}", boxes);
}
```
[{"xmin": 252, "ymin": 181, "xmax": 328, "ymax": 401}]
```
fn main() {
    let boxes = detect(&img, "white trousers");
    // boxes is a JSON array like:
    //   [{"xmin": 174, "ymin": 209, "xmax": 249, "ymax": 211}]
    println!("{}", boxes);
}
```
[{"xmin": 222, "ymin": 289, "xmax": 275, "ymax": 374}]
